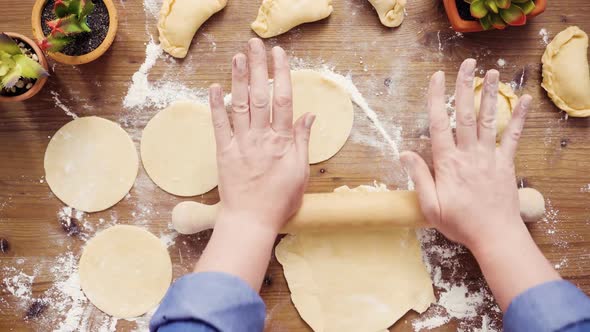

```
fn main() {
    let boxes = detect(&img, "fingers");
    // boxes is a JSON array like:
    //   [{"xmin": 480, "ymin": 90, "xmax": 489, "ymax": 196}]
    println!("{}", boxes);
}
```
[
  {"xmin": 454, "ymin": 59, "xmax": 478, "ymax": 150},
  {"xmin": 271, "ymin": 46, "xmax": 294, "ymax": 134},
  {"xmin": 294, "ymin": 113, "xmax": 316, "ymax": 164},
  {"xmin": 400, "ymin": 151, "xmax": 440, "ymax": 225},
  {"xmin": 209, "ymin": 84, "xmax": 232, "ymax": 150},
  {"xmin": 477, "ymin": 70, "xmax": 499, "ymax": 148},
  {"xmin": 428, "ymin": 71, "xmax": 455, "ymax": 158},
  {"xmin": 231, "ymin": 53, "xmax": 250, "ymax": 136},
  {"xmin": 500, "ymin": 94, "xmax": 532, "ymax": 159},
  {"xmin": 248, "ymin": 38, "xmax": 271, "ymax": 129}
]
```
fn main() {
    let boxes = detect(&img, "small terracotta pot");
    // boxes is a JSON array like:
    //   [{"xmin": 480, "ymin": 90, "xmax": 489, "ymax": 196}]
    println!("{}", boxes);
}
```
[
  {"xmin": 0, "ymin": 32, "xmax": 49, "ymax": 103},
  {"xmin": 443, "ymin": 0, "xmax": 547, "ymax": 33},
  {"xmin": 31, "ymin": 0, "xmax": 118, "ymax": 65}
]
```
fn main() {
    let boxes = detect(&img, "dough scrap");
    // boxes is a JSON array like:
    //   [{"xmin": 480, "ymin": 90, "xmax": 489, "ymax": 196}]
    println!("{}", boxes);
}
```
[
  {"xmin": 474, "ymin": 77, "xmax": 518, "ymax": 142},
  {"xmin": 141, "ymin": 100, "xmax": 218, "ymax": 197},
  {"xmin": 158, "ymin": 0, "xmax": 228, "ymax": 58},
  {"xmin": 518, "ymin": 188, "xmax": 545, "ymax": 223},
  {"xmin": 251, "ymin": 0, "xmax": 333, "ymax": 38},
  {"xmin": 291, "ymin": 70, "xmax": 354, "ymax": 164},
  {"xmin": 44, "ymin": 116, "xmax": 138, "ymax": 213},
  {"xmin": 368, "ymin": 0, "xmax": 407, "ymax": 28},
  {"xmin": 79, "ymin": 225, "xmax": 172, "ymax": 318},
  {"xmin": 542, "ymin": 26, "xmax": 590, "ymax": 117},
  {"xmin": 276, "ymin": 184, "xmax": 435, "ymax": 332}
]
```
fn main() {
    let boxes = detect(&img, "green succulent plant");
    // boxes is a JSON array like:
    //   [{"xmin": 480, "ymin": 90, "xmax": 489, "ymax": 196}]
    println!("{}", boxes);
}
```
[
  {"xmin": 39, "ymin": 0, "xmax": 95, "ymax": 52},
  {"xmin": 0, "ymin": 33, "xmax": 48, "ymax": 91},
  {"xmin": 464, "ymin": 0, "xmax": 536, "ymax": 30}
]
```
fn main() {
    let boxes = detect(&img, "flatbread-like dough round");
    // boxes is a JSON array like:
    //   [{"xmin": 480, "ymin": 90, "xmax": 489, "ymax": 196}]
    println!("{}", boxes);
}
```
[
  {"xmin": 474, "ymin": 77, "xmax": 518, "ymax": 142},
  {"xmin": 542, "ymin": 26, "xmax": 590, "ymax": 117},
  {"xmin": 292, "ymin": 70, "xmax": 354, "ymax": 164},
  {"xmin": 141, "ymin": 101, "xmax": 218, "ymax": 197},
  {"xmin": 251, "ymin": 0, "xmax": 333, "ymax": 38},
  {"xmin": 276, "ymin": 184, "xmax": 435, "ymax": 332},
  {"xmin": 44, "ymin": 117, "xmax": 138, "ymax": 213},
  {"xmin": 79, "ymin": 225, "xmax": 172, "ymax": 318}
]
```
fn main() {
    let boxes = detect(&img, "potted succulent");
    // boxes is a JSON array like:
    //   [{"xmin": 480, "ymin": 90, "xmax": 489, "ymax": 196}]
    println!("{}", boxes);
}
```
[
  {"xmin": 31, "ymin": 0, "xmax": 118, "ymax": 65},
  {"xmin": 443, "ymin": 0, "xmax": 547, "ymax": 33},
  {"xmin": 0, "ymin": 33, "xmax": 49, "ymax": 102}
]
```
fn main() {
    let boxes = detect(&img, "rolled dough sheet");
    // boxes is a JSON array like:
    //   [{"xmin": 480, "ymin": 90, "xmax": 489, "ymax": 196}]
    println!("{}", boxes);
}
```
[
  {"xmin": 292, "ymin": 70, "xmax": 354, "ymax": 164},
  {"xmin": 44, "ymin": 116, "xmax": 138, "ymax": 213},
  {"xmin": 79, "ymin": 225, "xmax": 172, "ymax": 318},
  {"xmin": 276, "ymin": 184, "xmax": 435, "ymax": 332},
  {"xmin": 141, "ymin": 100, "xmax": 218, "ymax": 197}
]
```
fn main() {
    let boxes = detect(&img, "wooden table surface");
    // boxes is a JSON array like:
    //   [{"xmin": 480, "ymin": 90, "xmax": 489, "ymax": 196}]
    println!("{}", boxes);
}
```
[{"xmin": 1, "ymin": 0, "xmax": 590, "ymax": 331}]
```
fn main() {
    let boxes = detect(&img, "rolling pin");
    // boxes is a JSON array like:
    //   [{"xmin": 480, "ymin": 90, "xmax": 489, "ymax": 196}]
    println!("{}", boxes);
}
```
[{"xmin": 172, "ymin": 188, "xmax": 546, "ymax": 234}]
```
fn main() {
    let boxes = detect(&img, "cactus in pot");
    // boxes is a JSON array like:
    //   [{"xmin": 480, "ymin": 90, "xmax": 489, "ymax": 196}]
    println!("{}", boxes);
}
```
[
  {"xmin": 0, "ymin": 33, "xmax": 48, "ymax": 95},
  {"xmin": 39, "ymin": 0, "xmax": 96, "ymax": 52},
  {"xmin": 465, "ymin": 0, "xmax": 536, "ymax": 30}
]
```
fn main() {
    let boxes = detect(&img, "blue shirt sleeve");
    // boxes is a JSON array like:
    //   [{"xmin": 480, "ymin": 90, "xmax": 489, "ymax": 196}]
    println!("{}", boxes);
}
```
[
  {"xmin": 504, "ymin": 280, "xmax": 590, "ymax": 332},
  {"xmin": 150, "ymin": 272, "xmax": 266, "ymax": 332}
]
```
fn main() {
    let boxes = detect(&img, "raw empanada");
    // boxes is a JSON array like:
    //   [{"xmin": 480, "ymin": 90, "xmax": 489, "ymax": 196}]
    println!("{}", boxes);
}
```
[
  {"xmin": 474, "ymin": 77, "xmax": 518, "ymax": 142},
  {"xmin": 158, "ymin": 0, "xmax": 228, "ymax": 58},
  {"xmin": 368, "ymin": 0, "xmax": 407, "ymax": 28},
  {"xmin": 251, "ymin": 0, "xmax": 333, "ymax": 38},
  {"xmin": 542, "ymin": 26, "xmax": 590, "ymax": 117}
]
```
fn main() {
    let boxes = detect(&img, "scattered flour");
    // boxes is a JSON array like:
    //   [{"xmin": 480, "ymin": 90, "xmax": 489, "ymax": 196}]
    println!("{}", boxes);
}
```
[
  {"xmin": 581, "ymin": 184, "xmax": 590, "ymax": 193},
  {"xmin": 122, "ymin": 39, "xmax": 207, "ymax": 112},
  {"xmin": 413, "ymin": 229, "xmax": 501, "ymax": 331},
  {"xmin": 496, "ymin": 58, "xmax": 506, "ymax": 68},
  {"xmin": 50, "ymin": 91, "xmax": 78, "ymax": 119},
  {"xmin": 2, "ymin": 269, "xmax": 35, "ymax": 301},
  {"xmin": 539, "ymin": 28, "xmax": 550, "ymax": 46}
]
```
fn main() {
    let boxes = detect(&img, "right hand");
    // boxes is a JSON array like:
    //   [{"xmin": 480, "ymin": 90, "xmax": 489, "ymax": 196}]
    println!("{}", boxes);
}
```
[{"xmin": 401, "ymin": 59, "xmax": 532, "ymax": 251}]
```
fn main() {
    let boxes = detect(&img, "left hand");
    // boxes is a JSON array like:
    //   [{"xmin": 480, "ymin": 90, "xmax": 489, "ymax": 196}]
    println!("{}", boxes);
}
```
[{"xmin": 208, "ymin": 38, "xmax": 315, "ymax": 234}]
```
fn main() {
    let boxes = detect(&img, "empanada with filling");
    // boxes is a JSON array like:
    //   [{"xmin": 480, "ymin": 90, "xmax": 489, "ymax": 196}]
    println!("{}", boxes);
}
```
[
  {"xmin": 158, "ymin": 0, "xmax": 228, "ymax": 58},
  {"xmin": 251, "ymin": 0, "xmax": 333, "ymax": 38},
  {"xmin": 542, "ymin": 26, "xmax": 590, "ymax": 117},
  {"xmin": 368, "ymin": 0, "xmax": 407, "ymax": 28}
]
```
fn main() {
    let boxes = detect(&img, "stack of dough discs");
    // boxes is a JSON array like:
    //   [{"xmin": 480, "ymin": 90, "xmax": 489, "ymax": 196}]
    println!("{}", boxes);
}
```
[
  {"xmin": 291, "ymin": 70, "xmax": 354, "ymax": 164},
  {"xmin": 79, "ymin": 225, "xmax": 172, "ymax": 318},
  {"xmin": 141, "ymin": 101, "xmax": 218, "ymax": 196},
  {"xmin": 44, "ymin": 116, "xmax": 139, "ymax": 213}
]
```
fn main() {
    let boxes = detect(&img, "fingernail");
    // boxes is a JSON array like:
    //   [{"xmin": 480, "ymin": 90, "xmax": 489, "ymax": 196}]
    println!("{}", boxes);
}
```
[
  {"xmin": 305, "ymin": 114, "xmax": 316, "ymax": 128},
  {"xmin": 234, "ymin": 55, "xmax": 246, "ymax": 72},
  {"xmin": 463, "ymin": 59, "xmax": 476, "ymax": 75},
  {"xmin": 248, "ymin": 38, "xmax": 262, "ymax": 54}
]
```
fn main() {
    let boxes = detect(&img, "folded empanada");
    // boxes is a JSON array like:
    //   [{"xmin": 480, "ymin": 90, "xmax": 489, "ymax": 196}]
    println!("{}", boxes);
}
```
[
  {"xmin": 368, "ymin": 0, "xmax": 407, "ymax": 28},
  {"xmin": 251, "ymin": 0, "xmax": 333, "ymax": 38},
  {"xmin": 542, "ymin": 26, "xmax": 590, "ymax": 117},
  {"xmin": 158, "ymin": 0, "xmax": 228, "ymax": 58}
]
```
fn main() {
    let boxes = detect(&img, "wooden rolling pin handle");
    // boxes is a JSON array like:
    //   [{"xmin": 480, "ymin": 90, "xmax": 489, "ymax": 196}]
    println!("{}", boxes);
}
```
[{"xmin": 172, "ymin": 189, "xmax": 546, "ymax": 235}]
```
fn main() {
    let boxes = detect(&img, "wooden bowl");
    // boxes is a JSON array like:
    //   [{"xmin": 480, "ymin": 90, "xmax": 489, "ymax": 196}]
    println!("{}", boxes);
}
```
[
  {"xmin": 443, "ymin": 0, "xmax": 547, "ymax": 33},
  {"xmin": 0, "ymin": 32, "xmax": 49, "ymax": 103},
  {"xmin": 31, "ymin": 0, "xmax": 119, "ymax": 65}
]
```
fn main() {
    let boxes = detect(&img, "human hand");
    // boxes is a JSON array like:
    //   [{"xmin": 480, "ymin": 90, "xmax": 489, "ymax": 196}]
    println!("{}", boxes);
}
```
[
  {"xmin": 401, "ymin": 59, "xmax": 532, "ymax": 251},
  {"xmin": 208, "ymin": 38, "xmax": 315, "ymax": 234}
]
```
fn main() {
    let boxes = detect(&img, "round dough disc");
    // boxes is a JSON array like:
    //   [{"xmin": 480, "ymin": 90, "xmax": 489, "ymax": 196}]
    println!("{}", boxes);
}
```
[
  {"xmin": 44, "ymin": 116, "xmax": 139, "ymax": 213},
  {"xmin": 79, "ymin": 225, "xmax": 172, "ymax": 318},
  {"xmin": 292, "ymin": 70, "xmax": 354, "ymax": 164},
  {"xmin": 141, "ymin": 101, "xmax": 218, "ymax": 197}
]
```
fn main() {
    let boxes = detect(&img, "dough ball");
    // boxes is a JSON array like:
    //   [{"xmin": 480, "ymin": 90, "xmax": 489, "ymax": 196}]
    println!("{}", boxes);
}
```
[
  {"xmin": 291, "ymin": 70, "xmax": 354, "ymax": 164},
  {"xmin": 542, "ymin": 26, "xmax": 590, "ymax": 117},
  {"xmin": 518, "ymin": 188, "xmax": 546, "ymax": 222},
  {"xmin": 368, "ymin": 0, "xmax": 407, "ymax": 27},
  {"xmin": 79, "ymin": 225, "xmax": 172, "ymax": 318},
  {"xmin": 474, "ymin": 77, "xmax": 518, "ymax": 142},
  {"xmin": 44, "ymin": 116, "xmax": 138, "ymax": 213},
  {"xmin": 158, "ymin": 0, "xmax": 228, "ymax": 58},
  {"xmin": 141, "ymin": 101, "xmax": 217, "ymax": 197},
  {"xmin": 251, "ymin": 0, "xmax": 333, "ymax": 38}
]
